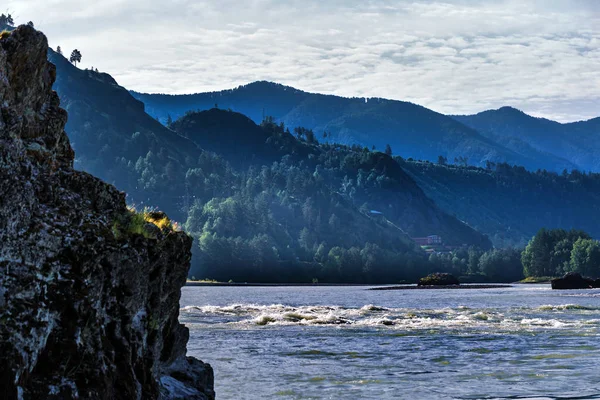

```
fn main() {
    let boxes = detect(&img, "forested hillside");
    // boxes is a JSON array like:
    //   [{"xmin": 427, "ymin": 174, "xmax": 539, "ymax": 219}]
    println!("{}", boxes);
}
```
[
  {"xmin": 132, "ymin": 82, "xmax": 567, "ymax": 171},
  {"xmin": 49, "ymin": 51, "xmax": 491, "ymax": 283},
  {"xmin": 401, "ymin": 160, "xmax": 600, "ymax": 247},
  {"xmin": 48, "ymin": 48, "xmax": 202, "ymax": 221}
]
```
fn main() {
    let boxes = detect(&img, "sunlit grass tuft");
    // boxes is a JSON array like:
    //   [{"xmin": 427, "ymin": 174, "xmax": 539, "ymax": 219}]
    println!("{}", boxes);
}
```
[{"xmin": 112, "ymin": 206, "xmax": 180, "ymax": 240}]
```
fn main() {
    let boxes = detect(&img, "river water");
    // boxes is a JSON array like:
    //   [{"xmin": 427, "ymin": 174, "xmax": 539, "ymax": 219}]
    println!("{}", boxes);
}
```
[{"xmin": 180, "ymin": 285, "xmax": 600, "ymax": 399}]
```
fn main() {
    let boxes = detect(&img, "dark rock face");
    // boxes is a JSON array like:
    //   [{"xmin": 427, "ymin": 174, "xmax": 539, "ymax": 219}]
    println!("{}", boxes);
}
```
[
  {"xmin": 418, "ymin": 273, "xmax": 460, "ymax": 286},
  {"xmin": 551, "ymin": 272, "xmax": 596, "ymax": 290},
  {"xmin": 0, "ymin": 26, "xmax": 214, "ymax": 399}
]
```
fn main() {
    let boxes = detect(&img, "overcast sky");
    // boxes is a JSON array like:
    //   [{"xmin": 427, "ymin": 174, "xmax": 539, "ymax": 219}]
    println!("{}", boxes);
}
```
[{"xmin": 8, "ymin": 0, "xmax": 600, "ymax": 122}]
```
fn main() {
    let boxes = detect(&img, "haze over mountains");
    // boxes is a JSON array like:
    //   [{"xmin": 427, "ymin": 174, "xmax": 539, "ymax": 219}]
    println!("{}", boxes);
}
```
[{"xmin": 132, "ymin": 82, "xmax": 598, "ymax": 173}]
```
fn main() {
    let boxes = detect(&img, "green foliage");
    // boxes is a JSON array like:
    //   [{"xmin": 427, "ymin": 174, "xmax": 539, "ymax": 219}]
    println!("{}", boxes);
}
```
[
  {"xmin": 429, "ymin": 247, "xmax": 523, "ymax": 282},
  {"xmin": 0, "ymin": 30, "xmax": 11, "ymax": 40},
  {"xmin": 112, "ymin": 209, "xmax": 150, "ymax": 239},
  {"xmin": 522, "ymin": 228, "xmax": 598, "ymax": 278},
  {"xmin": 478, "ymin": 248, "xmax": 522, "ymax": 281},
  {"xmin": 570, "ymin": 238, "xmax": 600, "ymax": 277}
]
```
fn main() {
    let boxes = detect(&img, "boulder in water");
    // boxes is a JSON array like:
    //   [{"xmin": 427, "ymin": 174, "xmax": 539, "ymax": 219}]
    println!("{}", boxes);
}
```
[{"xmin": 551, "ymin": 272, "xmax": 595, "ymax": 290}]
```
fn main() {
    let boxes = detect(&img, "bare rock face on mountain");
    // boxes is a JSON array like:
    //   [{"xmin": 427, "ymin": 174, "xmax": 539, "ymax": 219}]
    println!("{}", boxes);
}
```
[{"xmin": 0, "ymin": 25, "xmax": 214, "ymax": 400}]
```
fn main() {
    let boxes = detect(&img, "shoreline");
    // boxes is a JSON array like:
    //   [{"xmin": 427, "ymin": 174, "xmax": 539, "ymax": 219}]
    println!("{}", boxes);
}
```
[
  {"xmin": 185, "ymin": 282, "xmax": 515, "ymax": 289},
  {"xmin": 369, "ymin": 284, "xmax": 513, "ymax": 290},
  {"xmin": 186, "ymin": 282, "xmax": 391, "ymax": 287}
]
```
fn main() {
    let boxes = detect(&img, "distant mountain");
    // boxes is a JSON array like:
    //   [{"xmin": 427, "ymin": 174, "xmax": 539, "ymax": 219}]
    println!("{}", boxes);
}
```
[
  {"xmin": 132, "ymin": 82, "xmax": 568, "ymax": 171},
  {"xmin": 401, "ymin": 159, "xmax": 600, "ymax": 247},
  {"xmin": 454, "ymin": 107, "xmax": 600, "ymax": 171}
]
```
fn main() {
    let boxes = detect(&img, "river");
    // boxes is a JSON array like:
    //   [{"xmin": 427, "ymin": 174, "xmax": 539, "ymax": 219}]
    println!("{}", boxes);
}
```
[{"xmin": 180, "ymin": 284, "xmax": 600, "ymax": 399}]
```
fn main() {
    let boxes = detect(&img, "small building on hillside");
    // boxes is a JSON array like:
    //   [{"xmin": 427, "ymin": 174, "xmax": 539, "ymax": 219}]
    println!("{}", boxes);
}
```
[{"xmin": 412, "ymin": 235, "xmax": 443, "ymax": 246}]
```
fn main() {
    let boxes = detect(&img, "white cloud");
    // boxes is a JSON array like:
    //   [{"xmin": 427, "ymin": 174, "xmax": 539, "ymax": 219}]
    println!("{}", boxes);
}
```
[{"xmin": 7, "ymin": 0, "xmax": 600, "ymax": 122}]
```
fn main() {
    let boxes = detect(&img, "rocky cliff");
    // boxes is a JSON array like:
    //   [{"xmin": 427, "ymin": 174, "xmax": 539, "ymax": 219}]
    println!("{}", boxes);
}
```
[{"xmin": 0, "ymin": 25, "xmax": 214, "ymax": 400}]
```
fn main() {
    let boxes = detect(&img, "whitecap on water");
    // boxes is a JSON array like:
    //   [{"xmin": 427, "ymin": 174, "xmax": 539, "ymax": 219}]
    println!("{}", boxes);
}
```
[{"xmin": 181, "ymin": 303, "xmax": 600, "ymax": 331}]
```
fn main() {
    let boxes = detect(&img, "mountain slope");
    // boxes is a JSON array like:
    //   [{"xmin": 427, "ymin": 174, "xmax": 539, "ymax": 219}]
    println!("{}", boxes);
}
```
[
  {"xmin": 48, "ymin": 49, "xmax": 204, "ymax": 220},
  {"xmin": 171, "ymin": 109, "xmax": 492, "ymax": 251},
  {"xmin": 454, "ymin": 107, "xmax": 600, "ymax": 171},
  {"xmin": 132, "ymin": 82, "xmax": 560, "ymax": 171},
  {"xmin": 401, "ymin": 160, "xmax": 600, "ymax": 247}
]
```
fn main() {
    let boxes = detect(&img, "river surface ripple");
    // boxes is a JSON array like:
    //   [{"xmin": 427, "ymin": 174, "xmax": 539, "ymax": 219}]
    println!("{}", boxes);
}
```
[{"xmin": 180, "ymin": 285, "xmax": 600, "ymax": 400}]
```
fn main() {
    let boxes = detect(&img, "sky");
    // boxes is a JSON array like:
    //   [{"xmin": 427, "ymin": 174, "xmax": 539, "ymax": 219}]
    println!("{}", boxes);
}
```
[{"xmin": 7, "ymin": 0, "xmax": 600, "ymax": 122}]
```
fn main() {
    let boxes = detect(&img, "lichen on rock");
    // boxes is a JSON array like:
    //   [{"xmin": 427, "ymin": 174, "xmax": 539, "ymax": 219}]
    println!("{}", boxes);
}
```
[{"xmin": 0, "ymin": 25, "xmax": 214, "ymax": 400}]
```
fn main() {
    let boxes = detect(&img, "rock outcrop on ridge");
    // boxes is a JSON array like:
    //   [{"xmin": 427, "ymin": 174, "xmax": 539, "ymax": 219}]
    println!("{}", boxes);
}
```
[{"xmin": 0, "ymin": 25, "xmax": 214, "ymax": 399}]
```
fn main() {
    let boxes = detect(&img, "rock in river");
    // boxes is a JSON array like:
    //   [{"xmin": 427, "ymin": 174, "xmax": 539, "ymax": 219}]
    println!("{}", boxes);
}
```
[
  {"xmin": 418, "ymin": 273, "xmax": 460, "ymax": 286},
  {"xmin": 551, "ymin": 272, "xmax": 597, "ymax": 290}
]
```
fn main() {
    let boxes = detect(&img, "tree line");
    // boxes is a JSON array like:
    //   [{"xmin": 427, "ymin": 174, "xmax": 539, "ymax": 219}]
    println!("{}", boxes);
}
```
[{"xmin": 522, "ymin": 228, "xmax": 600, "ymax": 278}]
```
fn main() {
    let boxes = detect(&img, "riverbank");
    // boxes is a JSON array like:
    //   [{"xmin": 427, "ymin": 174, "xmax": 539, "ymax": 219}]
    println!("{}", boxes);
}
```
[
  {"xmin": 518, "ymin": 276, "xmax": 555, "ymax": 284},
  {"xmin": 369, "ymin": 284, "xmax": 513, "ymax": 290},
  {"xmin": 186, "ymin": 282, "xmax": 387, "ymax": 287},
  {"xmin": 186, "ymin": 282, "xmax": 514, "ymax": 289}
]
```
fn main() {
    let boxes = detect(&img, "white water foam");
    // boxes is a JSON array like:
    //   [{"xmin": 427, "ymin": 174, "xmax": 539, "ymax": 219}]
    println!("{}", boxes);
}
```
[{"xmin": 181, "ymin": 303, "xmax": 600, "ymax": 331}]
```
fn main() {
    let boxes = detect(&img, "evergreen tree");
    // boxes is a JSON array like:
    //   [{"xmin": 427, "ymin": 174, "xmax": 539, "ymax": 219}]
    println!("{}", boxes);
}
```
[
  {"xmin": 384, "ymin": 144, "xmax": 392, "ymax": 156},
  {"xmin": 70, "ymin": 49, "xmax": 82, "ymax": 67},
  {"xmin": 0, "ymin": 13, "xmax": 14, "ymax": 30}
]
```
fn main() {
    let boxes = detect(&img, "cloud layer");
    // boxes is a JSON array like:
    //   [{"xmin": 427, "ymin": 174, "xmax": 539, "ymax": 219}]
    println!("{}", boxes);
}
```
[{"xmin": 9, "ymin": 0, "xmax": 600, "ymax": 121}]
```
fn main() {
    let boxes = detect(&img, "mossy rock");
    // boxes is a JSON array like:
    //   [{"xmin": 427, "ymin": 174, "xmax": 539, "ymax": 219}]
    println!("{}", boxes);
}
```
[{"xmin": 418, "ymin": 273, "xmax": 460, "ymax": 286}]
